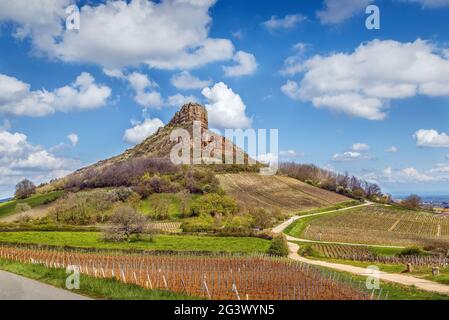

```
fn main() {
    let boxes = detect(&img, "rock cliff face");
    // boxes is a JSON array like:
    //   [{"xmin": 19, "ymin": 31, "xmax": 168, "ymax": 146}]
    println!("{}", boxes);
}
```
[{"xmin": 167, "ymin": 103, "xmax": 208, "ymax": 130}]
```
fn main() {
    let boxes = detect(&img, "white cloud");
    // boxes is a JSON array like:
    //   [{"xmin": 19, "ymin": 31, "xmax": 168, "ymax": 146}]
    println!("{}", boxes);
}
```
[
  {"xmin": 67, "ymin": 133, "xmax": 78, "ymax": 147},
  {"xmin": 352, "ymin": 143, "xmax": 370, "ymax": 151},
  {"xmin": 414, "ymin": 129, "xmax": 449, "ymax": 147},
  {"xmin": 386, "ymin": 146, "xmax": 399, "ymax": 153},
  {"xmin": 317, "ymin": 0, "xmax": 373, "ymax": 24},
  {"xmin": 120, "ymin": 72, "xmax": 163, "ymax": 109},
  {"xmin": 281, "ymin": 43, "xmax": 308, "ymax": 76},
  {"xmin": 0, "ymin": 0, "xmax": 242, "ymax": 70},
  {"xmin": 170, "ymin": 71, "xmax": 212, "ymax": 90},
  {"xmin": 123, "ymin": 118, "xmax": 164, "ymax": 145},
  {"xmin": 223, "ymin": 51, "xmax": 258, "ymax": 77},
  {"xmin": 364, "ymin": 163, "xmax": 449, "ymax": 184},
  {"xmin": 401, "ymin": 0, "xmax": 449, "ymax": 8},
  {"xmin": 332, "ymin": 151, "xmax": 372, "ymax": 162},
  {"xmin": 201, "ymin": 82, "xmax": 252, "ymax": 129},
  {"xmin": 279, "ymin": 150, "xmax": 304, "ymax": 158},
  {"xmin": 283, "ymin": 39, "xmax": 449, "ymax": 120},
  {"xmin": 263, "ymin": 14, "xmax": 305, "ymax": 31},
  {"xmin": 0, "ymin": 72, "xmax": 111, "ymax": 117},
  {"xmin": 166, "ymin": 94, "xmax": 198, "ymax": 107},
  {"xmin": 0, "ymin": 128, "xmax": 76, "ymax": 198}
]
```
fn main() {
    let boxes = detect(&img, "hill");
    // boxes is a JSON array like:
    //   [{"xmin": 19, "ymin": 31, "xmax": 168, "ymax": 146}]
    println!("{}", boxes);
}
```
[{"xmin": 217, "ymin": 173, "xmax": 350, "ymax": 214}]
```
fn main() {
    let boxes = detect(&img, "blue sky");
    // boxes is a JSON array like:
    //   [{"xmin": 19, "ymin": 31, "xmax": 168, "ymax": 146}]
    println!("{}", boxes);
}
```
[{"xmin": 1, "ymin": 0, "xmax": 449, "ymax": 198}]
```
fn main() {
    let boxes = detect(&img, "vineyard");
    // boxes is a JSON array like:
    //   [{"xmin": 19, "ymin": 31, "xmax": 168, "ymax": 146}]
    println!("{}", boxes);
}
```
[
  {"xmin": 148, "ymin": 222, "xmax": 182, "ymax": 234},
  {"xmin": 303, "ymin": 205, "xmax": 449, "ymax": 247},
  {"xmin": 0, "ymin": 245, "xmax": 375, "ymax": 300},
  {"xmin": 217, "ymin": 174, "xmax": 349, "ymax": 214},
  {"xmin": 307, "ymin": 243, "xmax": 449, "ymax": 267}
]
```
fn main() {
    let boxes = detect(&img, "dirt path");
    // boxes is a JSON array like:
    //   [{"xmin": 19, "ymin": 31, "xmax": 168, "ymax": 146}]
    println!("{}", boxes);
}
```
[
  {"xmin": 0, "ymin": 204, "xmax": 53, "ymax": 223},
  {"xmin": 273, "ymin": 202, "xmax": 449, "ymax": 296},
  {"xmin": 288, "ymin": 242, "xmax": 449, "ymax": 295}
]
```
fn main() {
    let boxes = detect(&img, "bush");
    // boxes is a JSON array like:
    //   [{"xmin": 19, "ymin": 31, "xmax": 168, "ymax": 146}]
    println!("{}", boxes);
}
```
[
  {"xmin": 103, "ymin": 206, "xmax": 149, "ymax": 242},
  {"xmin": 268, "ymin": 235, "xmax": 289, "ymax": 257},
  {"xmin": 181, "ymin": 215, "xmax": 215, "ymax": 233},
  {"xmin": 15, "ymin": 179, "xmax": 36, "ymax": 199},
  {"xmin": 15, "ymin": 203, "xmax": 32, "ymax": 213},
  {"xmin": 397, "ymin": 246, "xmax": 426, "ymax": 257},
  {"xmin": 190, "ymin": 193, "xmax": 238, "ymax": 218},
  {"xmin": 50, "ymin": 190, "xmax": 117, "ymax": 225},
  {"xmin": 148, "ymin": 197, "xmax": 171, "ymax": 221},
  {"xmin": 400, "ymin": 195, "xmax": 423, "ymax": 210}
]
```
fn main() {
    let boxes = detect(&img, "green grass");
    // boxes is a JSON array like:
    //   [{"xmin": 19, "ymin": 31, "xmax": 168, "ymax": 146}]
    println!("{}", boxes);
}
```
[
  {"xmin": 284, "ymin": 210, "xmax": 347, "ymax": 238},
  {"xmin": 296, "ymin": 200, "xmax": 361, "ymax": 216},
  {"xmin": 0, "ymin": 191, "xmax": 64, "ymax": 219},
  {"xmin": 137, "ymin": 193, "xmax": 202, "ymax": 219},
  {"xmin": 326, "ymin": 267, "xmax": 449, "ymax": 300},
  {"xmin": 0, "ymin": 258, "xmax": 196, "ymax": 300},
  {"xmin": 0, "ymin": 231, "xmax": 270, "ymax": 254}
]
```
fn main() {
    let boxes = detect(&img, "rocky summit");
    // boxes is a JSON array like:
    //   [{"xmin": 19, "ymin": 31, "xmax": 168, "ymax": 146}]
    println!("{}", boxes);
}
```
[{"xmin": 72, "ymin": 102, "xmax": 251, "ymax": 176}]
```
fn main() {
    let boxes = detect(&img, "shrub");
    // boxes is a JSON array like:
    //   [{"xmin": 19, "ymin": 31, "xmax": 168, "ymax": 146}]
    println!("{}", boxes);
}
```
[
  {"xmin": 14, "ymin": 214, "xmax": 32, "ymax": 224},
  {"xmin": 190, "ymin": 193, "xmax": 238, "ymax": 218},
  {"xmin": 268, "ymin": 235, "xmax": 289, "ymax": 257},
  {"xmin": 148, "ymin": 197, "xmax": 171, "ymax": 221},
  {"xmin": 181, "ymin": 215, "xmax": 215, "ymax": 233},
  {"xmin": 15, "ymin": 203, "xmax": 32, "ymax": 213},
  {"xmin": 103, "ymin": 206, "xmax": 148, "ymax": 242},
  {"xmin": 397, "ymin": 246, "xmax": 426, "ymax": 257},
  {"xmin": 50, "ymin": 190, "xmax": 117, "ymax": 225},
  {"xmin": 15, "ymin": 179, "xmax": 36, "ymax": 199},
  {"xmin": 400, "ymin": 195, "xmax": 423, "ymax": 210}
]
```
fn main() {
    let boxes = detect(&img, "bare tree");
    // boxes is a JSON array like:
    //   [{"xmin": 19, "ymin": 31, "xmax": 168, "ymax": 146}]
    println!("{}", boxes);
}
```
[
  {"xmin": 104, "ymin": 206, "xmax": 148, "ymax": 242},
  {"xmin": 15, "ymin": 179, "xmax": 36, "ymax": 199}
]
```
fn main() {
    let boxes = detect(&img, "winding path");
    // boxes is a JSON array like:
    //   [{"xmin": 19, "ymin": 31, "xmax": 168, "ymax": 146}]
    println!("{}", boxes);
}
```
[{"xmin": 273, "ymin": 202, "xmax": 449, "ymax": 296}]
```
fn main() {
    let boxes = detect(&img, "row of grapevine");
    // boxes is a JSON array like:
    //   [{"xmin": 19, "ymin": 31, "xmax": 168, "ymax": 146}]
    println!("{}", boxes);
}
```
[{"xmin": 0, "ymin": 245, "xmax": 376, "ymax": 300}]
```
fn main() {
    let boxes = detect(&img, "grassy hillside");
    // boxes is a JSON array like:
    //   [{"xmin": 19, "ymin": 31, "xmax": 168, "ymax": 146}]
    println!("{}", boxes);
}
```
[
  {"xmin": 0, "ymin": 232, "xmax": 270, "ymax": 254},
  {"xmin": 289, "ymin": 204, "xmax": 449, "ymax": 247},
  {"xmin": 218, "ymin": 173, "xmax": 350, "ymax": 214},
  {"xmin": 0, "ymin": 191, "xmax": 63, "ymax": 220}
]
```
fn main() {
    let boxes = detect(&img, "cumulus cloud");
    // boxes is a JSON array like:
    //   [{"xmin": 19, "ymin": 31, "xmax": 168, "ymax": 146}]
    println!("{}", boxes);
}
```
[
  {"xmin": 279, "ymin": 150, "xmax": 304, "ymax": 159},
  {"xmin": 282, "ymin": 39, "xmax": 449, "ymax": 120},
  {"xmin": 67, "ymin": 133, "xmax": 78, "ymax": 147},
  {"xmin": 317, "ymin": 0, "xmax": 373, "ymax": 25},
  {"xmin": 127, "ymin": 72, "xmax": 164, "ymax": 109},
  {"xmin": 0, "ymin": 0, "xmax": 246, "ymax": 70},
  {"xmin": 202, "ymin": 82, "xmax": 252, "ymax": 129},
  {"xmin": 364, "ymin": 166, "xmax": 444, "ymax": 184},
  {"xmin": 352, "ymin": 143, "xmax": 370, "ymax": 151},
  {"xmin": 386, "ymin": 146, "xmax": 399, "ymax": 153},
  {"xmin": 0, "ymin": 72, "xmax": 111, "ymax": 117},
  {"xmin": 332, "ymin": 151, "xmax": 372, "ymax": 162},
  {"xmin": 166, "ymin": 94, "xmax": 198, "ymax": 107},
  {"xmin": 223, "ymin": 51, "xmax": 258, "ymax": 77},
  {"xmin": 0, "ymin": 128, "xmax": 76, "ymax": 198},
  {"xmin": 170, "ymin": 71, "xmax": 212, "ymax": 90},
  {"xmin": 263, "ymin": 14, "xmax": 306, "ymax": 31},
  {"xmin": 281, "ymin": 43, "xmax": 309, "ymax": 76},
  {"xmin": 414, "ymin": 129, "xmax": 449, "ymax": 147},
  {"xmin": 401, "ymin": 0, "xmax": 449, "ymax": 8},
  {"xmin": 123, "ymin": 118, "xmax": 164, "ymax": 145}
]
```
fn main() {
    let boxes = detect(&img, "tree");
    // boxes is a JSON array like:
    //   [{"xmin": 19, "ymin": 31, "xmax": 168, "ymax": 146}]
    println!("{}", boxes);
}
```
[
  {"xmin": 104, "ymin": 206, "xmax": 148, "ymax": 242},
  {"xmin": 401, "ymin": 194, "xmax": 422, "ymax": 210},
  {"xmin": 268, "ymin": 235, "xmax": 289, "ymax": 257},
  {"xmin": 15, "ymin": 179, "xmax": 36, "ymax": 199}
]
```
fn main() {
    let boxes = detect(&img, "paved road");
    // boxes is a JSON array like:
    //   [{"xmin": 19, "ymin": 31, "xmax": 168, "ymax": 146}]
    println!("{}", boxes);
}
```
[
  {"xmin": 0, "ymin": 270, "xmax": 91, "ymax": 300},
  {"xmin": 273, "ymin": 202, "xmax": 449, "ymax": 296}
]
